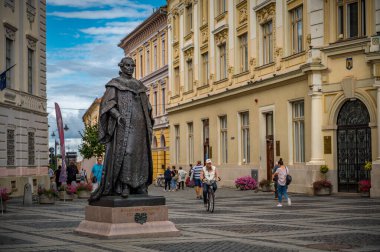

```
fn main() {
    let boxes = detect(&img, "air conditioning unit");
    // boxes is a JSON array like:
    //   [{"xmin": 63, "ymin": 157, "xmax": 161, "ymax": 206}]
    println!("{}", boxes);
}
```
[{"xmin": 370, "ymin": 36, "xmax": 380, "ymax": 52}]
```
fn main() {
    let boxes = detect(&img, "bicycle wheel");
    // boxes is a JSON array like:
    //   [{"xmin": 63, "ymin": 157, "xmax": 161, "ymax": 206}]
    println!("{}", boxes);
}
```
[
  {"xmin": 207, "ymin": 189, "xmax": 215, "ymax": 212},
  {"xmin": 158, "ymin": 178, "xmax": 165, "ymax": 187}
]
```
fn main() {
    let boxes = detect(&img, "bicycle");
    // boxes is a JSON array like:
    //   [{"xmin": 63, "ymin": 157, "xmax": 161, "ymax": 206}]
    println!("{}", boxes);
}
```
[
  {"xmin": 154, "ymin": 174, "xmax": 165, "ymax": 187},
  {"xmin": 203, "ymin": 178, "xmax": 219, "ymax": 213}
]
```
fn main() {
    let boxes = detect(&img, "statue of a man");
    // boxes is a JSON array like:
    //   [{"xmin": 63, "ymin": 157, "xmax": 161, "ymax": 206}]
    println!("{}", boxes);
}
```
[{"xmin": 90, "ymin": 57, "xmax": 154, "ymax": 201}]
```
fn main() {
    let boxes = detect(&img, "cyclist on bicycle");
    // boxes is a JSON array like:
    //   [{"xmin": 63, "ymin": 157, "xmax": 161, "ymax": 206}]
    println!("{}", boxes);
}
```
[{"xmin": 200, "ymin": 159, "xmax": 219, "ymax": 207}]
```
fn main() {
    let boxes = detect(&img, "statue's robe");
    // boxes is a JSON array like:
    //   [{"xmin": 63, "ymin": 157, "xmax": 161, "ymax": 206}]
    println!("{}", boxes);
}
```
[{"xmin": 90, "ymin": 76, "xmax": 154, "ymax": 202}]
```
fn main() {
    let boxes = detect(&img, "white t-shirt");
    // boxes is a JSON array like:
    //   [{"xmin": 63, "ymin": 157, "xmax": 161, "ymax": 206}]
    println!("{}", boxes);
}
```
[
  {"xmin": 178, "ymin": 170, "xmax": 187, "ymax": 182},
  {"xmin": 202, "ymin": 166, "xmax": 216, "ymax": 181},
  {"xmin": 277, "ymin": 166, "xmax": 289, "ymax": 186}
]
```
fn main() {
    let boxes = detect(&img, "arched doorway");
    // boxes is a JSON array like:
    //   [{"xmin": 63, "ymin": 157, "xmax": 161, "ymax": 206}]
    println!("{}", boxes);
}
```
[{"xmin": 337, "ymin": 99, "xmax": 371, "ymax": 192}]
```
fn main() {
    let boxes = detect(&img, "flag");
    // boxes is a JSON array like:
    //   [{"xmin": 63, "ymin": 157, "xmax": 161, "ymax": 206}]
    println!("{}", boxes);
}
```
[
  {"xmin": 55, "ymin": 103, "xmax": 67, "ymax": 184},
  {"xmin": 0, "ymin": 64, "xmax": 16, "ymax": 91}
]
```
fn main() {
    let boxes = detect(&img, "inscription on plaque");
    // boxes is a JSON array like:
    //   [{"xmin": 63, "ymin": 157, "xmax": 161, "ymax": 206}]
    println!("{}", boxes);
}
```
[{"xmin": 324, "ymin": 136, "xmax": 331, "ymax": 154}]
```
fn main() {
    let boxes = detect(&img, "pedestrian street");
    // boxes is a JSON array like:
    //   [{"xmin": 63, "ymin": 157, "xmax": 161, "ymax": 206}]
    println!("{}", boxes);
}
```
[{"xmin": 1, "ymin": 186, "xmax": 380, "ymax": 252}]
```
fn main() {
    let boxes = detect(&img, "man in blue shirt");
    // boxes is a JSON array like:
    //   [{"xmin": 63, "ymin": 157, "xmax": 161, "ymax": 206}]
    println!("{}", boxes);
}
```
[{"xmin": 91, "ymin": 157, "xmax": 103, "ymax": 191}]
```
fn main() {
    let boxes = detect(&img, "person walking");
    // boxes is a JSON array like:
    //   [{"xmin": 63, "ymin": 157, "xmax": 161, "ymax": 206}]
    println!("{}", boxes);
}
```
[
  {"xmin": 272, "ymin": 160, "xmax": 281, "ymax": 199},
  {"xmin": 164, "ymin": 166, "xmax": 172, "ymax": 192},
  {"xmin": 55, "ymin": 165, "xmax": 62, "ymax": 187},
  {"xmin": 171, "ymin": 166, "xmax": 178, "ymax": 191},
  {"xmin": 177, "ymin": 167, "xmax": 187, "ymax": 190},
  {"xmin": 191, "ymin": 160, "xmax": 203, "ymax": 199},
  {"xmin": 273, "ymin": 158, "xmax": 291, "ymax": 207},
  {"xmin": 91, "ymin": 157, "xmax": 104, "ymax": 192},
  {"xmin": 67, "ymin": 161, "xmax": 79, "ymax": 185}
]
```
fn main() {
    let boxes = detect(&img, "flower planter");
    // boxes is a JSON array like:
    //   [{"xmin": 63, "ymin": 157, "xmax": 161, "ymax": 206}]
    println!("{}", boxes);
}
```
[
  {"xmin": 77, "ymin": 190, "xmax": 91, "ymax": 199},
  {"xmin": 261, "ymin": 185, "xmax": 272, "ymax": 192},
  {"xmin": 39, "ymin": 195, "xmax": 55, "ymax": 204},
  {"xmin": 360, "ymin": 191, "xmax": 370, "ymax": 197},
  {"xmin": 58, "ymin": 191, "xmax": 74, "ymax": 201},
  {"xmin": 314, "ymin": 187, "xmax": 331, "ymax": 196}
]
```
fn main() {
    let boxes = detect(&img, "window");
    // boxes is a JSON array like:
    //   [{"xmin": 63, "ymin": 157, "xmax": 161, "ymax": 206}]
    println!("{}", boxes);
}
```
[
  {"xmin": 293, "ymin": 101, "xmax": 305, "ymax": 162},
  {"xmin": 188, "ymin": 122, "xmax": 194, "ymax": 164},
  {"xmin": 146, "ymin": 49, "xmax": 150, "ymax": 75},
  {"xmin": 203, "ymin": 119, "xmax": 210, "ymax": 160},
  {"xmin": 290, "ymin": 5, "xmax": 303, "ymax": 54},
  {"xmin": 186, "ymin": 4, "xmax": 193, "ymax": 35},
  {"xmin": 219, "ymin": 43, "xmax": 227, "ymax": 79},
  {"xmin": 7, "ymin": 129, "xmax": 15, "ymax": 166},
  {"xmin": 262, "ymin": 21, "xmax": 273, "ymax": 64},
  {"xmin": 239, "ymin": 33, "xmax": 248, "ymax": 72},
  {"xmin": 217, "ymin": 0, "xmax": 226, "ymax": 16},
  {"xmin": 162, "ymin": 87, "xmax": 166, "ymax": 114},
  {"xmin": 174, "ymin": 67, "xmax": 180, "ymax": 95},
  {"xmin": 175, "ymin": 125, "xmax": 180, "ymax": 163},
  {"xmin": 337, "ymin": 0, "xmax": 366, "ymax": 39},
  {"xmin": 28, "ymin": 49, "xmax": 34, "ymax": 94},
  {"xmin": 220, "ymin": 116, "xmax": 228, "ymax": 163},
  {"xmin": 161, "ymin": 37, "xmax": 165, "ymax": 65},
  {"xmin": 154, "ymin": 91, "xmax": 157, "ymax": 116},
  {"xmin": 240, "ymin": 112, "xmax": 250, "ymax": 163},
  {"xmin": 140, "ymin": 52, "xmax": 143, "ymax": 78},
  {"xmin": 202, "ymin": 53, "xmax": 209, "ymax": 85},
  {"xmin": 186, "ymin": 60, "xmax": 193, "ymax": 91},
  {"xmin": 200, "ymin": 0, "xmax": 209, "ymax": 24},
  {"xmin": 28, "ymin": 132, "xmax": 35, "ymax": 165},
  {"xmin": 154, "ymin": 44, "xmax": 157, "ymax": 71},
  {"xmin": 5, "ymin": 38, "xmax": 13, "ymax": 88}
]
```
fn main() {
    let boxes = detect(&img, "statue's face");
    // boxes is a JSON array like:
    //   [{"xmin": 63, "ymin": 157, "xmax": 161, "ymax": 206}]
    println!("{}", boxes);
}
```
[{"xmin": 121, "ymin": 59, "xmax": 135, "ymax": 76}]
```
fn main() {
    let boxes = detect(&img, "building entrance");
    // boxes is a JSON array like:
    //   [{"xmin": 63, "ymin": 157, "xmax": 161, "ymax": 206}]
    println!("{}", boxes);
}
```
[{"xmin": 337, "ymin": 99, "xmax": 371, "ymax": 192}]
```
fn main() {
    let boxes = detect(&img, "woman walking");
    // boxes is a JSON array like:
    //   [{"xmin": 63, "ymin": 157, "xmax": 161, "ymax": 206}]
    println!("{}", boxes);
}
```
[{"xmin": 273, "ymin": 158, "xmax": 291, "ymax": 207}]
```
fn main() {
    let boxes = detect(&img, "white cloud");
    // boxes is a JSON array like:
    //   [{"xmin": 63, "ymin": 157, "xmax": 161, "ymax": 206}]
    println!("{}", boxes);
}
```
[
  {"xmin": 50, "ymin": 8, "xmax": 151, "ymax": 19},
  {"xmin": 48, "ymin": 0, "xmax": 153, "ymax": 9},
  {"xmin": 80, "ymin": 21, "xmax": 142, "ymax": 35}
]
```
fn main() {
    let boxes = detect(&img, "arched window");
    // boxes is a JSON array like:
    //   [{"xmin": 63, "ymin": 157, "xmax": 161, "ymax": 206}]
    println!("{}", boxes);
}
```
[
  {"xmin": 160, "ymin": 135, "xmax": 166, "ymax": 148},
  {"xmin": 152, "ymin": 136, "xmax": 157, "ymax": 148}
]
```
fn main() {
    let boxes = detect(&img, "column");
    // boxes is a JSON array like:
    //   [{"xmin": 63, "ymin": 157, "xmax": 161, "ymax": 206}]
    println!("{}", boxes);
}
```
[{"xmin": 307, "ymin": 71, "xmax": 325, "ymax": 165}]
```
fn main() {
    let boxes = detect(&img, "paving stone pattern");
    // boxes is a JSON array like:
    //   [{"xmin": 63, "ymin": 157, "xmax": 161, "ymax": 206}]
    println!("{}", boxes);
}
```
[{"xmin": 0, "ymin": 187, "xmax": 380, "ymax": 251}]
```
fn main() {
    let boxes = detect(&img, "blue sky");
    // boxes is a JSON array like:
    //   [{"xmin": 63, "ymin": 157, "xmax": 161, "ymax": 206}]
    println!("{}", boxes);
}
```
[{"xmin": 47, "ymin": 0, "xmax": 166, "ymax": 156}]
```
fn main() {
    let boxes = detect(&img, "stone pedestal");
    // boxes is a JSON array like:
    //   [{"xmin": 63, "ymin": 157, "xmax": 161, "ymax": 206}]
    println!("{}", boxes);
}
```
[{"xmin": 75, "ymin": 195, "xmax": 180, "ymax": 238}]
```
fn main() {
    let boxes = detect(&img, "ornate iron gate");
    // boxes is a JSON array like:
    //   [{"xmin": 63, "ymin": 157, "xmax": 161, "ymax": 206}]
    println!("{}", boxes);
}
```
[{"xmin": 337, "ymin": 100, "xmax": 371, "ymax": 192}]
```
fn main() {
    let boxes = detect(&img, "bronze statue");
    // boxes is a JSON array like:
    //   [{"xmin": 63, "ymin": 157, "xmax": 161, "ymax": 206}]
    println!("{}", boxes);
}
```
[{"xmin": 89, "ymin": 57, "xmax": 154, "ymax": 201}]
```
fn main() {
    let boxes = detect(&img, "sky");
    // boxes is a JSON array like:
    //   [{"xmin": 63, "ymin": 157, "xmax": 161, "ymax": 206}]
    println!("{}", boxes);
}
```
[{"xmin": 47, "ymin": 0, "xmax": 166, "ymax": 160}]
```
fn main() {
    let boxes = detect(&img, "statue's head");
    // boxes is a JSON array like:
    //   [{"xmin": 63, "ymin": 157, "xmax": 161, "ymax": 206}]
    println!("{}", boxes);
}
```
[{"xmin": 118, "ymin": 57, "xmax": 136, "ymax": 77}]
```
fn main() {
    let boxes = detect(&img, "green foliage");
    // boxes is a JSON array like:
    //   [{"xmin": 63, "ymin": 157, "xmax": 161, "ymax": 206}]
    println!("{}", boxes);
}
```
[
  {"xmin": 78, "ymin": 124, "xmax": 105, "ymax": 160},
  {"xmin": 364, "ymin": 161, "xmax": 372, "ymax": 171},
  {"xmin": 320, "ymin": 165, "xmax": 329, "ymax": 174}
]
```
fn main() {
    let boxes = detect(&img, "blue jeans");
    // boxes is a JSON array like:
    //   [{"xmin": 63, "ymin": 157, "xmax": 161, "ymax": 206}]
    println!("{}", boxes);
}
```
[
  {"xmin": 277, "ymin": 185, "xmax": 288, "ymax": 203},
  {"xmin": 203, "ymin": 182, "xmax": 217, "ymax": 204},
  {"xmin": 171, "ymin": 179, "xmax": 177, "ymax": 190}
]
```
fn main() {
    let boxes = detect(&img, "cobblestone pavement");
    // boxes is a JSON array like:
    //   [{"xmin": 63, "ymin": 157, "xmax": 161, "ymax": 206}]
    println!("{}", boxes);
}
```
[{"xmin": 1, "ymin": 186, "xmax": 380, "ymax": 252}]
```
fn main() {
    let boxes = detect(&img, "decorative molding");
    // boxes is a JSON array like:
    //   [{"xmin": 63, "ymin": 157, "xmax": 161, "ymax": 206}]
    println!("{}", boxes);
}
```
[
  {"xmin": 214, "ymin": 26, "xmax": 228, "ymax": 46},
  {"xmin": 4, "ymin": 0, "xmax": 15, "ymax": 12},
  {"xmin": 26, "ymin": 2, "xmax": 36, "ymax": 24},
  {"xmin": 256, "ymin": 2, "xmax": 276, "ymax": 25},
  {"xmin": 26, "ymin": 34, "xmax": 38, "ymax": 50},
  {"xmin": 238, "ymin": 5, "xmax": 248, "ymax": 24},
  {"xmin": 184, "ymin": 47, "xmax": 194, "ymax": 61},
  {"xmin": 4, "ymin": 22, "xmax": 17, "ymax": 40}
]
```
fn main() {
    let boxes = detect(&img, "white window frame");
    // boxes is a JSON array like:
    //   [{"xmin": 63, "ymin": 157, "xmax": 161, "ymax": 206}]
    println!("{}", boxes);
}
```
[
  {"xmin": 187, "ymin": 122, "xmax": 194, "ymax": 164},
  {"xmin": 262, "ymin": 21, "xmax": 273, "ymax": 65},
  {"xmin": 290, "ymin": 5, "xmax": 303, "ymax": 54},
  {"xmin": 219, "ymin": 116, "xmax": 228, "ymax": 164},
  {"xmin": 292, "ymin": 100, "xmax": 305, "ymax": 163}
]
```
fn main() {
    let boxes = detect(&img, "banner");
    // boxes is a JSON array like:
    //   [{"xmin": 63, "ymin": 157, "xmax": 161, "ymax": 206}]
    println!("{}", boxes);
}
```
[{"xmin": 55, "ymin": 103, "xmax": 67, "ymax": 183}]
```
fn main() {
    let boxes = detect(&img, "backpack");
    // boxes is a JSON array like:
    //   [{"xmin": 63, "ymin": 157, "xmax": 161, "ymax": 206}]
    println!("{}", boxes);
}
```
[{"xmin": 285, "ymin": 167, "xmax": 292, "ymax": 185}]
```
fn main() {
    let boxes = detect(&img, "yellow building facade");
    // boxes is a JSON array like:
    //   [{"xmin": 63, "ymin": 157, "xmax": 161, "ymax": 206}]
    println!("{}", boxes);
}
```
[
  {"xmin": 119, "ymin": 6, "xmax": 170, "ymax": 179},
  {"xmin": 167, "ymin": 0, "xmax": 380, "ymax": 196}
]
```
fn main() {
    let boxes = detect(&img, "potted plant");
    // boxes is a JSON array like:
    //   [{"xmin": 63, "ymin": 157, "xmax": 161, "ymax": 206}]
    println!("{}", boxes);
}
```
[
  {"xmin": 0, "ymin": 187, "xmax": 10, "ymax": 212},
  {"xmin": 259, "ymin": 179, "xmax": 272, "ymax": 192},
  {"xmin": 234, "ymin": 176, "xmax": 257, "ymax": 190},
  {"xmin": 313, "ymin": 165, "xmax": 332, "ymax": 196},
  {"xmin": 76, "ymin": 183, "xmax": 93, "ymax": 198},
  {"xmin": 58, "ymin": 185, "xmax": 76, "ymax": 201},
  {"xmin": 358, "ymin": 180, "xmax": 371, "ymax": 197},
  {"xmin": 38, "ymin": 186, "xmax": 58, "ymax": 204}
]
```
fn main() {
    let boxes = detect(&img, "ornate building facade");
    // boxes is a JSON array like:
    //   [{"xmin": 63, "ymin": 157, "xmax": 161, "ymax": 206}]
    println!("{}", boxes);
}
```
[
  {"xmin": 167, "ymin": 0, "xmax": 380, "ymax": 196},
  {"xmin": 0, "ymin": 0, "xmax": 49, "ymax": 196},
  {"xmin": 119, "ymin": 6, "xmax": 169, "ymax": 179}
]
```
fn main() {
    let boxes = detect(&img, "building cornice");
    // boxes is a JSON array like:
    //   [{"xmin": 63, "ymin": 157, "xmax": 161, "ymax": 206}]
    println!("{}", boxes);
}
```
[{"xmin": 140, "ymin": 65, "xmax": 168, "ymax": 84}]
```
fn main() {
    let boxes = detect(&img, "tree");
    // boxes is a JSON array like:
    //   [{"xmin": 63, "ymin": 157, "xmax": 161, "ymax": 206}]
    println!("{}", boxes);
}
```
[{"xmin": 79, "ymin": 124, "xmax": 105, "ymax": 159}]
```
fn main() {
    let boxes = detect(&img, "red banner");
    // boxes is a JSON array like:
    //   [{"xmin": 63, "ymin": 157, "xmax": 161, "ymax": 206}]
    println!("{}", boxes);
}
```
[{"xmin": 55, "ymin": 103, "xmax": 67, "ymax": 183}]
